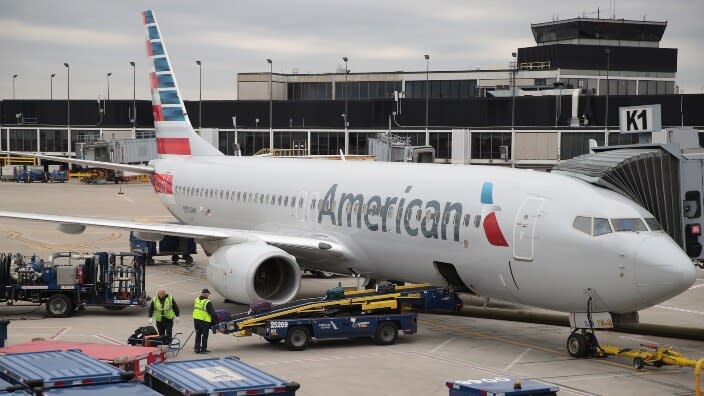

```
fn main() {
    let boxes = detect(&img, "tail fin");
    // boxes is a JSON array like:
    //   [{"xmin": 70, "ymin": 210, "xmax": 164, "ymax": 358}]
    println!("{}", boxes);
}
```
[{"xmin": 142, "ymin": 10, "xmax": 222, "ymax": 157}]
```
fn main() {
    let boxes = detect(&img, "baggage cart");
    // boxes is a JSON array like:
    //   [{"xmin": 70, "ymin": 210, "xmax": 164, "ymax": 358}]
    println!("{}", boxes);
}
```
[
  {"xmin": 0, "ymin": 340, "xmax": 166, "ymax": 380},
  {"xmin": 446, "ymin": 377, "xmax": 559, "ymax": 396},
  {"xmin": 0, "ymin": 350, "xmax": 132, "ymax": 390},
  {"xmin": 144, "ymin": 356, "xmax": 300, "ymax": 396},
  {"xmin": 129, "ymin": 232, "xmax": 196, "ymax": 265},
  {"xmin": 40, "ymin": 382, "xmax": 161, "ymax": 395}
]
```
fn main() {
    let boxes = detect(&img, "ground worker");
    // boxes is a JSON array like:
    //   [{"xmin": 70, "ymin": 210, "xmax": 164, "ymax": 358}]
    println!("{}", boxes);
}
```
[
  {"xmin": 148, "ymin": 288, "xmax": 180, "ymax": 343},
  {"xmin": 192, "ymin": 288, "xmax": 217, "ymax": 354}
]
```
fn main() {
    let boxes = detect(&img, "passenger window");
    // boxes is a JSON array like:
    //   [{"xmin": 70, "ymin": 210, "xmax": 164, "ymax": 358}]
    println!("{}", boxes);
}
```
[
  {"xmin": 611, "ymin": 218, "xmax": 647, "ymax": 232},
  {"xmin": 463, "ymin": 214, "xmax": 471, "ymax": 227},
  {"xmin": 594, "ymin": 218, "xmax": 612, "ymax": 236},
  {"xmin": 573, "ymin": 216, "xmax": 592, "ymax": 235},
  {"xmin": 644, "ymin": 218, "xmax": 663, "ymax": 231},
  {"xmin": 474, "ymin": 215, "xmax": 481, "ymax": 228}
]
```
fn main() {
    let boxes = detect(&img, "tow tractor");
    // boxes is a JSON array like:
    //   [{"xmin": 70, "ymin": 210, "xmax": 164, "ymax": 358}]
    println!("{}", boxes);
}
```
[
  {"xmin": 212, "ymin": 283, "xmax": 462, "ymax": 350},
  {"xmin": 0, "ymin": 251, "xmax": 147, "ymax": 317}
]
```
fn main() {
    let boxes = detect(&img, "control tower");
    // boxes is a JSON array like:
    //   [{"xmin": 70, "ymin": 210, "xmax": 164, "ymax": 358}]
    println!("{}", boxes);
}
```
[{"xmin": 517, "ymin": 18, "xmax": 677, "ymax": 95}]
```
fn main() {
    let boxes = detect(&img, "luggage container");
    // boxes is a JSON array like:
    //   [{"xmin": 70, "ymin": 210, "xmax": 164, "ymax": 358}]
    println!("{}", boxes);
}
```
[
  {"xmin": 41, "ymin": 382, "xmax": 161, "ymax": 395},
  {"xmin": 144, "ymin": 356, "xmax": 300, "ymax": 396},
  {"xmin": 0, "ymin": 340, "xmax": 166, "ymax": 380},
  {"xmin": 0, "ymin": 350, "xmax": 131, "ymax": 390},
  {"xmin": 446, "ymin": 377, "xmax": 559, "ymax": 396}
]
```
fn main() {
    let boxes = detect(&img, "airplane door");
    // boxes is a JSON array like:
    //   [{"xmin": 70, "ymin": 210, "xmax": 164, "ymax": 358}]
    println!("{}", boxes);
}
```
[
  {"xmin": 295, "ymin": 192, "xmax": 307, "ymax": 222},
  {"xmin": 513, "ymin": 197, "xmax": 544, "ymax": 261}
]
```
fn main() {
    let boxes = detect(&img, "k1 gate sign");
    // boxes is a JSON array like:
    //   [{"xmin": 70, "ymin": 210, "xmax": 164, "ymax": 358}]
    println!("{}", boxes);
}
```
[{"xmin": 619, "ymin": 104, "xmax": 662, "ymax": 133}]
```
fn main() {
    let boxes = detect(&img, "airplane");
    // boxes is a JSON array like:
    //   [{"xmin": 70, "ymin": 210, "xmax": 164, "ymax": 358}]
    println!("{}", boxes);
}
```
[{"xmin": 0, "ymin": 10, "xmax": 696, "ymax": 358}]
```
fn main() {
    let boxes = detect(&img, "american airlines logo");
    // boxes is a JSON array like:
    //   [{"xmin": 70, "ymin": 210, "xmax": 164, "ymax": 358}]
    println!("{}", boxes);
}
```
[
  {"xmin": 317, "ymin": 183, "xmax": 508, "ymax": 246},
  {"xmin": 151, "ymin": 173, "xmax": 173, "ymax": 195}
]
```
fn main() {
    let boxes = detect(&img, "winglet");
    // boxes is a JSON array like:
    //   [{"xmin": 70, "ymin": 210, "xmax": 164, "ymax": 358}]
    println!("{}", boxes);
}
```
[{"xmin": 142, "ymin": 10, "xmax": 222, "ymax": 157}]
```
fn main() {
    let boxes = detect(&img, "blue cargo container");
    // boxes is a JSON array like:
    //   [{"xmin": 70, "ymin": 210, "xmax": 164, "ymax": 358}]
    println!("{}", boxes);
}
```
[
  {"xmin": 446, "ymin": 377, "xmax": 559, "ymax": 396},
  {"xmin": 42, "ymin": 382, "xmax": 161, "ymax": 395},
  {"xmin": 144, "ymin": 356, "xmax": 300, "ymax": 396},
  {"xmin": 0, "ymin": 350, "xmax": 130, "ymax": 390}
]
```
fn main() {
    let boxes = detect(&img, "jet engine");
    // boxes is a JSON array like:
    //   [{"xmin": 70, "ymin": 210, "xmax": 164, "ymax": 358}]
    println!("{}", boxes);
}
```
[{"xmin": 206, "ymin": 242, "xmax": 301, "ymax": 305}]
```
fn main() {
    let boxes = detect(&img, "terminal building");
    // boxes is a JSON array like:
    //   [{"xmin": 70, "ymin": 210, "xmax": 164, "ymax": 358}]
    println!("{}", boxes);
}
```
[{"xmin": 0, "ymin": 16, "xmax": 701, "ymax": 168}]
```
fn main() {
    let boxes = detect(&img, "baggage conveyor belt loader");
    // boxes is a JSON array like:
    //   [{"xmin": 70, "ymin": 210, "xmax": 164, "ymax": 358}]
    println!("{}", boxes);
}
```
[{"xmin": 212, "ymin": 283, "xmax": 463, "ymax": 350}]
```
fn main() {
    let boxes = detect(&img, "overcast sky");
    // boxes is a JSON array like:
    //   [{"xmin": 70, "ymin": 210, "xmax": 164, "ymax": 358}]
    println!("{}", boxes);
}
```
[{"xmin": 1, "ymin": 0, "xmax": 702, "ymax": 101}]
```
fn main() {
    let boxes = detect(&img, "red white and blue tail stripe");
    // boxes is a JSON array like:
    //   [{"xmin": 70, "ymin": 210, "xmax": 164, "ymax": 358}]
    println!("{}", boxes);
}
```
[{"xmin": 142, "ymin": 10, "xmax": 222, "ymax": 157}]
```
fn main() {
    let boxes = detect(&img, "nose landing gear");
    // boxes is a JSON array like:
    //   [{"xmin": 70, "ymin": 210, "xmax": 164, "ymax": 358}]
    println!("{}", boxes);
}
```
[{"xmin": 566, "ymin": 330, "xmax": 600, "ymax": 358}]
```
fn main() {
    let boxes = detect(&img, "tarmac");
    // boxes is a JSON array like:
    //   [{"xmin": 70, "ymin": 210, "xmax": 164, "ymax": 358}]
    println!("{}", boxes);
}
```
[{"xmin": 0, "ymin": 180, "xmax": 702, "ymax": 396}]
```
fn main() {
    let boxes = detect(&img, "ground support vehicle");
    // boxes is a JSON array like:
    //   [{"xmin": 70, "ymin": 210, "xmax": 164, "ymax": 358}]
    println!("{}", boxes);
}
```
[
  {"xmin": 144, "ymin": 356, "xmax": 300, "ymax": 395},
  {"xmin": 14, "ymin": 167, "xmax": 46, "ymax": 183},
  {"xmin": 47, "ymin": 170, "xmax": 68, "ymax": 183},
  {"xmin": 446, "ymin": 377, "xmax": 559, "ymax": 395},
  {"xmin": 130, "ymin": 232, "xmax": 196, "ymax": 265},
  {"xmin": 213, "ymin": 283, "xmax": 462, "ymax": 350},
  {"xmin": 0, "ymin": 252, "xmax": 147, "ymax": 317},
  {"xmin": 0, "ymin": 339, "xmax": 166, "ymax": 380}
]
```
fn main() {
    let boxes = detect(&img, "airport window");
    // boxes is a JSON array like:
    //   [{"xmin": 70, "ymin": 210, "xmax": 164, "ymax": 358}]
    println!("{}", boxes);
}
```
[
  {"xmin": 594, "ymin": 218, "xmax": 612, "ymax": 236},
  {"xmin": 471, "ymin": 132, "xmax": 511, "ymax": 160},
  {"xmin": 406, "ymin": 80, "xmax": 477, "ymax": 99},
  {"xmin": 429, "ymin": 132, "xmax": 452, "ymax": 159},
  {"xmin": 611, "ymin": 218, "xmax": 647, "ymax": 232},
  {"xmin": 644, "ymin": 218, "xmax": 663, "ymax": 231},
  {"xmin": 395, "ymin": 132, "xmax": 427, "ymax": 146},
  {"xmin": 9, "ymin": 129, "xmax": 38, "ymax": 151},
  {"xmin": 560, "ymin": 132, "xmax": 604, "ymax": 160},
  {"xmin": 573, "ymin": 216, "xmax": 592, "ymax": 235},
  {"xmin": 608, "ymin": 133, "xmax": 639, "ymax": 146},
  {"xmin": 288, "ymin": 82, "xmax": 332, "ymax": 100},
  {"xmin": 237, "ymin": 132, "xmax": 270, "ymax": 156},
  {"xmin": 349, "ymin": 132, "xmax": 377, "ymax": 155},
  {"xmin": 336, "ymin": 81, "xmax": 401, "ymax": 100},
  {"xmin": 40, "ymin": 129, "xmax": 69, "ymax": 152},
  {"xmin": 311, "ymin": 132, "xmax": 344, "ymax": 155}
]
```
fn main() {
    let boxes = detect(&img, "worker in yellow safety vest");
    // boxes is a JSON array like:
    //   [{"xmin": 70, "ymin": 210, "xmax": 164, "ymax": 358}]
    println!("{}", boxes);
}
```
[
  {"xmin": 148, "ymin": 288, "xmax": 180, "ymax": 343},
  {"xmin": 192, "ymin": 288, "xmax": 216, "ymax": 353}
]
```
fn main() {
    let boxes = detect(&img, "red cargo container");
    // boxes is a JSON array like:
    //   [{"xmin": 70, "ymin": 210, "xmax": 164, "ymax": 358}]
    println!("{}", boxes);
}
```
[{"xmin": 0, "ymin": 340, "xmax": 166, "ymax": 380}]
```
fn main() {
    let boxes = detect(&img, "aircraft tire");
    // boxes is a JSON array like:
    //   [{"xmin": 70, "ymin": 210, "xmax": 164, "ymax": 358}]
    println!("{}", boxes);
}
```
[{"xmin": 566, "ymin": 332, "xmax": 587, "ymax": 358}]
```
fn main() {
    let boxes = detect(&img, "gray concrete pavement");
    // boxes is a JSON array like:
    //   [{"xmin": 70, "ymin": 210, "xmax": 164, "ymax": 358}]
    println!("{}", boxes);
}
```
[{"xmin": 1, "ymin": 181, "xmax": 702, "ymax": 395}]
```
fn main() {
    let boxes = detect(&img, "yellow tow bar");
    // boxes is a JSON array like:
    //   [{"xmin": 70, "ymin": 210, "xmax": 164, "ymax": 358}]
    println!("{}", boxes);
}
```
[{"xmin": 598, "ymin": 343, "xmax": 704, "ymax": 395}]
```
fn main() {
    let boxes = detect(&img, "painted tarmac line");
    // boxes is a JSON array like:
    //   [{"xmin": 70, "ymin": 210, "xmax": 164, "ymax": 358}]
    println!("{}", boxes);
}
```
[
  {"xmin": 654, "ymin": 305, "xmax": 704, "ymax": 315},
  {"xmin": 688, "ymin": 283, "xmax": 704, "ymax": 290},
  {"xmin": 49, "ymin": 327, "xmax": 70, "ymax": 340},
  {"xmin": 94, "ymin": 334, "xmax": 123, "ymax": 345},
  {"xmin": 429, "ymin": 336, "xmax": 456, "ymax": 353},
  {"xmin": 504, "ymin": 347, "xmax": 531, "ymax": 371},
  {"xmin": 120, "ymin": 195, "xmax": 135, "ymax": 204}
]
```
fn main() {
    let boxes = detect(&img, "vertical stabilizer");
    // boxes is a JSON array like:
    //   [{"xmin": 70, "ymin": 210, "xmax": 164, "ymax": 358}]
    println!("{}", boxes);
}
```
[{"xmin": 142, "ymin": 10, "xmax": 222, "ymax": 157}]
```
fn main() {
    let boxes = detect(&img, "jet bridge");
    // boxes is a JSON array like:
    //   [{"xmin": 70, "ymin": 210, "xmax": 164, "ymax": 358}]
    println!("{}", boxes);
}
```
[{"xmin": 553, "ymin": 129, "xmax": 704, "ymax": 263}]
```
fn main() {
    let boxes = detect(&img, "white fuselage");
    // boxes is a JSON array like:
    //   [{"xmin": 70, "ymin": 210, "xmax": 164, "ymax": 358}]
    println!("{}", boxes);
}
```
[{"xmin": 153, "ymin": 156, "xmax": 695, "ymax": 314}]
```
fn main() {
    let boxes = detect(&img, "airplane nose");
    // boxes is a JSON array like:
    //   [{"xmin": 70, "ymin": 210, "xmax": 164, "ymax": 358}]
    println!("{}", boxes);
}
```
[{"xmin": 635, "ymin": 235, "xmax": 696, "ymax": 306}]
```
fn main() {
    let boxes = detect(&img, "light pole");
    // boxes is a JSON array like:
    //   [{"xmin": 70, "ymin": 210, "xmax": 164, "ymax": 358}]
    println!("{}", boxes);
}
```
[
  {"xmin": 64, "ymin": 62, "xmax": 70, "ymax": 154},
  {"xmin": 342, "ymin": 56, "xmax": 349, "ymax": 154},
  {"xmin": 604, "ymin": 48, "xmax": 611, "ymax": 131},
  {"xmin": 12, "ymin": 74, "xmax": 18, "ymax": 100},
  {"xmin": 50, "ymin": 73, "xmax": 55, "ymax": 101},
  {"xmin": 424, "ymin": 54, "xmax": 430, "ymax": 145},
  {"xmin": 106, "ymin": 72, "xmax": 112, "ymax": 101},
  {"xmin": 196, "ymin": 60, "xmax": 202, "ymax": 131},
  {"xmin": 510, "ymin": 52, "xmax": 517, "ymax": 167},
  {"xmin": 267, "ymin": 58, "xmax": 273, "ymax": 150},
  {"xmin": 129, "ymin": 61, "xmax": 135, "ymax": 134}
]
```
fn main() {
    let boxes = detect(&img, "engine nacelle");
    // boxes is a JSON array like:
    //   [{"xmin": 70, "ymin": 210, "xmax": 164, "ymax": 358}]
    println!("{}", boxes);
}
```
[{"xmin": 207, "ymin": 242, "xmax": 301, "ymax": 305}]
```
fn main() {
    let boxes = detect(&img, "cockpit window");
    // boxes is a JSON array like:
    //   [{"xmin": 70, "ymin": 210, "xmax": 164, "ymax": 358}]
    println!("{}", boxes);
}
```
[
  {"xmin": 594, "ymin": 218, "xmax": 612, "ymax": 236},
  {"xmin": 611, "ymin": 218, "xmax": 648, "ymax": 232},
  {"xmin": 644, "ymin": 217, "xmax": 663, "ymax": 231},
  {"xmin": 573, "ymin": 216, "xmax": 592, "ymax": 235}
]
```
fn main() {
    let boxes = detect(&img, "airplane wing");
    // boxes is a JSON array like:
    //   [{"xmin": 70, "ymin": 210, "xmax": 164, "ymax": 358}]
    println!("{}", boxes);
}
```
[
  {"xmin": 0, "ymin": 151, "xmax": 154, "ymax": 174},
  {"xmin": 0, "ymin": 211, "xmax": 350, "ymax": 261}
]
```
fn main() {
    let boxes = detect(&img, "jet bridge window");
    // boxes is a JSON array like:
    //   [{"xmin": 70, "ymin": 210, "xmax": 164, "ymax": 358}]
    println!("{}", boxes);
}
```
[
  {"xmin": 594, "ymin": 218, "xmax": 612, "ymax": 236},
  {"xmin": 611, "ymin": 218, "xmax": 647, "ymax": 232},
  {"xmin": 644, "ymin": 218, "xmax": 663, "ymax": 231},
  {"xmin": 573, "ymin": 216, "xmax": 592, "ymax": 235}
]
